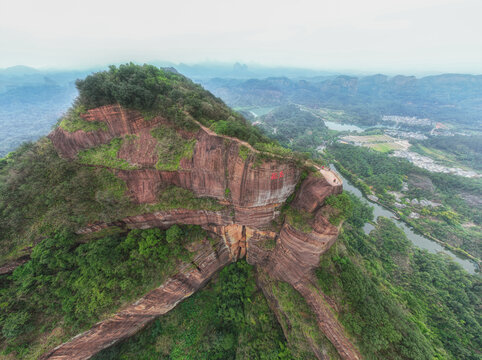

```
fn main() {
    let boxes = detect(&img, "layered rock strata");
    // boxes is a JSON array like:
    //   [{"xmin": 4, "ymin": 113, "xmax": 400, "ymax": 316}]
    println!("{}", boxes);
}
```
[
  {"xmin": 76, "ymin": 209, "xmax": 233, "ymax": 235},
  {"xmin": 256, "ymin": 271, "xmax": 341, "ymax": 360},
  {"xmin": 246, "ymin": 205, "xmax": 362, "ymax": 360},
  {"xmin": 49, "ymin": 105, "xmax": 300, "ymax": 228},
  {"xmin": 42, "ymin": 104, "xmax": 361, "ymax": 359}
]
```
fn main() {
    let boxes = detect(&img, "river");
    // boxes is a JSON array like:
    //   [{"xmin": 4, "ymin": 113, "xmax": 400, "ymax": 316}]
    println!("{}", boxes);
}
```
[
  {"xmin": 331, "ymin": 164, "xmax": 478, "ymax": 274},
  {"xmin": 323, "ymin": 121, "xmax": 364, "ymax": 132},
  {"xmin": 323, "ymin": 120, "xmax": 400, "ymax": 133}
]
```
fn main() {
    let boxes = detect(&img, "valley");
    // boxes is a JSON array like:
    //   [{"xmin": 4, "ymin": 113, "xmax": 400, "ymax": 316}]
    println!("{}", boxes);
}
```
[{"xmin": 210, "ymin": 86, "xmax": 481, "ymax": 264}]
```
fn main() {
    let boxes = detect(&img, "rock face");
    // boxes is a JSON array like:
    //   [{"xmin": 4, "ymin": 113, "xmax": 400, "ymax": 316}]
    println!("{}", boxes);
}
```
[
  {"xmin": 43, "ymin": 105, "xmax": 361, "ymax": 360},
  {"xmin": 292, "ymin": 169, "xmax": 343, "ymax": 213},
  {"xmin": 76, "ymin": 208, "xmax": 233, "ymax": 234},
  {"xmin": 251, "ymin": 213, "xmax": 339, "ymax": 284},
  {"xmin": 247, "ymin": 204, "xmax": 362, "ymax": 360},
  {"xmin": 49, "ymin": 105, "xmax": 300, "ymax": 228},
  {"xmin": 49, "ymin": 105, "xmax": 162, "ymax": 159}
]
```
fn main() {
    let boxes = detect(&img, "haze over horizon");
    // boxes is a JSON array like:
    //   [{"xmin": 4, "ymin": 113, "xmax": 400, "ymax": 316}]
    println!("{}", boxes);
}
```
[{"xmin": 1, "ymin": 0, "xmax": 481, "ymax": 75}]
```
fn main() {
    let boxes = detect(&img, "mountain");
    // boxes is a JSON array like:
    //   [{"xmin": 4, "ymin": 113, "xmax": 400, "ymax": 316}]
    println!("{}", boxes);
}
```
[
  {"xmin": 0, "ymin": 64, "xmax": 360, "ymax": 359},
  {"xmin": 2, "ymin": 67, "xmax": 481, "ymax": 158},
  {"xmin": 0, "ymin": 68, "xmax": 96, "ymax": 157},
  {"xmin": 0, "ymin": 64, "xmax": 479, "ymax": 360},
  {"xmin": 256, "ymin": 104, "xmax": 329, "ymax": 152},
  {"xmin": 151, "ymin": 61, "xmax": 339, "ymax": 80},
  {"xmin": 201, "ymin": 74, "xmax": 482, "ymax": 128},
  {"xmin": 0, "ymin": 65, "xmax": 40, "ymax": 76}
]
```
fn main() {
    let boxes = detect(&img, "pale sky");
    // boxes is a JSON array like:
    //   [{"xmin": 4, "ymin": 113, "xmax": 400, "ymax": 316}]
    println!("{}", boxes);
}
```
[{"xmin": 1, "ymin": 0, "xmax": 481, "ymax": 73}]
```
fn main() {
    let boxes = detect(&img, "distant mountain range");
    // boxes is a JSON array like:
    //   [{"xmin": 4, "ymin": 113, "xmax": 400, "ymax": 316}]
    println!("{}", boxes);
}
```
[
  {"xmin": 200, "ymin": 74, "xmax": 482, "ymax": 128},
  {"xmin": 1, "ymin": 65, "xmax": 481, "ymax": 157},
  {"xmin": 0, "ymin": 67, "xmax": 88, "ymax": 156}
]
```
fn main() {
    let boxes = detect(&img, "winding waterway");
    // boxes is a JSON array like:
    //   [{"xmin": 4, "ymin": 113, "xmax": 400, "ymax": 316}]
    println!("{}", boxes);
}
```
[{"xmin": 331, "ymin": 165, "xmax": 478, "ymax": 274}]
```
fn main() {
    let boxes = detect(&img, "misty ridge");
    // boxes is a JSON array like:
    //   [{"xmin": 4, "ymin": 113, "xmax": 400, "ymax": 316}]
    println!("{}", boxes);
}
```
[{"xmin": 0, "ymin": 63, "xmax": 481, "ymax": 157}]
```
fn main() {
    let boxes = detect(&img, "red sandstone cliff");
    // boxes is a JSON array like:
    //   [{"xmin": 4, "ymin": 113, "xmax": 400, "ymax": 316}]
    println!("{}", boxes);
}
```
[
  {"xmin": 41, "ymin": 104, "xmax": 361, "ymax": 360},
  {"xmin": 49, "ymin": 105, "xmax": 300, "ymax": 228},
  {"xmin": 246, "ymin": 206, "xmax": 362, "ymax": 360}
]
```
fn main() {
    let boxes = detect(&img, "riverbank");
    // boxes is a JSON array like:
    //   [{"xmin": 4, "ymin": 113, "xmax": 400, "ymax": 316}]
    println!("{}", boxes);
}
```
[{"xmin": 330, "ymin": 163, "xmax": 479, "ymax": 273}]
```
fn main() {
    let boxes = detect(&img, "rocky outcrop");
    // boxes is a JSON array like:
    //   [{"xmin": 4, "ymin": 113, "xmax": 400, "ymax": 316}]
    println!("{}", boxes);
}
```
[
  {"xmin": 115, "ymin": 169, "xmax": 163, "ymax": 203},
  {"xmin": 292, "ymin": 169, "xmax": 342, "ymax": 213},
  {"xmin": 253, "ymin": 213, "xmax": 339, "ymax": 285},
  {"xmin": 76, "ymin": 209, "xmax": 233, "ymax": 235},
  {"xmin": 117, "ymin": 127, "xmax": 160, "ymax": 167},
  {"xmin": 122, "ymin": 209, "xmax": 233, "ymax": 229},
  {"xmin": 68, "ymin": 169, "xmax": 357, "ymax": 360},
  {"xmin": 247, "ymin": 213, "xmax": 362, "ymax": 360},
  {"xmin": 40, "ymin": 236, "xmax": 231, "ymax": 360},
  {"xmin": 208, "ymin": 224, "xmax": 247, "ymax": 260},
  {"xmin": 49, "ymin": 105, "xmax": 300, "ymax": 228},
  {"xmin": 49, "ymin": 105, "xmax": 163, "ymax": 159},
  {"xmin": 44, "ymin": 104, "xmax": 361, "ymax": 360},
  {"xmin": 0, "ymin": 256, "xmax": 30, "ymax": 275},
  {"xmin": 207, "ymin": 224, "xmax": 279, "ymax": 262},
  {"xmin": 244, "ymin": 176, "xmax": 361, "ymax": 360},
  {"xmin": 293, "ymin": 282, "xmax": 361, "ymax": 360}
]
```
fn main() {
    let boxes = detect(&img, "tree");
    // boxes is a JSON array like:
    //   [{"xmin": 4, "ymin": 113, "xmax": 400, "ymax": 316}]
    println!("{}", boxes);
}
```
[{"xmin": 166, "ymin": 224, "xmax": 183, "ymax": 244}]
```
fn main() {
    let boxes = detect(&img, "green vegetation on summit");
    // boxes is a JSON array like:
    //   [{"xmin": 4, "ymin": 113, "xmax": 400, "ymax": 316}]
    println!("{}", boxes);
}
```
[
  {"xmin": 74, "ymin": 63, "xmax": 272, "ymax": 147},
  {"xmin": 58, "ymin": 63, "xmax": 305, "ymax": 166}
]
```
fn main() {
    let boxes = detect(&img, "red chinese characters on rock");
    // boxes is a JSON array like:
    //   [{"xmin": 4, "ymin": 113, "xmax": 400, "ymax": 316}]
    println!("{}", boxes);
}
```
[{"xmin": 271, "ymin": 171, "xmax": 284, "ymax": 180}]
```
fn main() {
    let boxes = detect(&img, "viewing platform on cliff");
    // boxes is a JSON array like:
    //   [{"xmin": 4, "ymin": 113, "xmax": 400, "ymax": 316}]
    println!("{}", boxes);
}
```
[{"xmin": 316, "ymin": 165, "xmax": 343, "ymax": 188}]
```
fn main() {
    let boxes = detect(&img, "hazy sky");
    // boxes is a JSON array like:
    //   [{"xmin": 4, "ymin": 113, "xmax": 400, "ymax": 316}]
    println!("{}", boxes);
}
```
[{"xmin": 1, "ymin": 0, "xmax": 481, "ymax": 73}]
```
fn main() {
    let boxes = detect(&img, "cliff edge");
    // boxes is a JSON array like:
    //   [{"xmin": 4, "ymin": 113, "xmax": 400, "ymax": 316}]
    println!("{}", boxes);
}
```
[{"xmin": 34, "ymin": 65, "xmax": 359, "ymax": 359}]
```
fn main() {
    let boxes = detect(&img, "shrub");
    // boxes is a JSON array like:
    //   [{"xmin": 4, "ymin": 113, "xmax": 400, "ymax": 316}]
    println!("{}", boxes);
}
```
[
  {"xmin": 324, "ymin": 192, "xmax": 353, "ymax": 225},
  {"xmin": 284, "ymin": 206, "xmax": 313, "ymax": 233},
  {"xmin": 139, "ymin": 185, "xmax": 224, "ymax": 212},
  {"xmin": 2, "ymin": 311, "xmax": 31, "ymax": 339},
  {"xmin": 166, "ymin": 225, "xmax": 183, "ymax": 244},
  {"xmin": 238, "ymin": 145, "xmax": 251, "ymax": 161},
  {"xmin": 151, "ymin": 125, "xmax": 196, "ymax": 171},
  {"xmin": 58, "ymin": 104, "xmax": 107, "ymax": 133},
  {"xmin": 77, "ymin": 137, "xmax": 138, "ymax": 170}
]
